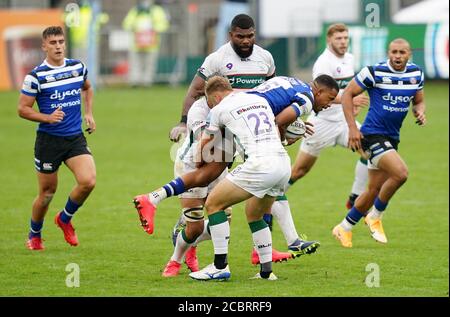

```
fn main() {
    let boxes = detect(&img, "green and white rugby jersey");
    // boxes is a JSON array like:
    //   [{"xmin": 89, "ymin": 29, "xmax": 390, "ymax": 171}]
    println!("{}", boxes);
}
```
[
  {"xmin": 312, "ymin": 48, "xmax": 355, "ymax": 122},
  {"xmin": 197, "ymin": 42, "xmax": 275, "ymax": 91}
]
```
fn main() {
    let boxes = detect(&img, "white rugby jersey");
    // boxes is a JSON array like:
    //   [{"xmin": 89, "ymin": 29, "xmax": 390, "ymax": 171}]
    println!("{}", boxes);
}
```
[
  {"xmin": 197, "ymin": 42, "xmax": 275, "ymax": 91},
  {"xmin": 207, "ymin": 92, "xmax": 287, "ymax": 160},
  {"xmin": 312, "ymin": 48, "xmax": 355, "ymax": 121},
  {"xmin": 177, "ymin": 97, "xmax": 210, "ymax": 164}
]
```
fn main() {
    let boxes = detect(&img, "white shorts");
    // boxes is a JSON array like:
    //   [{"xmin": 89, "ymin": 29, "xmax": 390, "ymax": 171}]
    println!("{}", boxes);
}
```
[
  {"xmin": 174, "ymin": 157, "xmax": 227, "ymax": 199},
  {"xmin": 300, "ymin": 115, "xmax": 361, "ymax": 157},
  {"xmin": 226, "ymin": 155, "xmax": 291, "ymax": 198}
]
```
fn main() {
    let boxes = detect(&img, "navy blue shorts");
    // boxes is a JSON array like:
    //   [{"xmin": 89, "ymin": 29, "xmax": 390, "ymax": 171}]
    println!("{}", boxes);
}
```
[{"xmin": 34, "ymin": 131, "xmax": 92, "ymax": 174}]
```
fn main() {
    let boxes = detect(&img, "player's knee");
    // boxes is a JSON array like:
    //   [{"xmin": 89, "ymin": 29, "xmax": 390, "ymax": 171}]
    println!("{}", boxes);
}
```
[
  {"xmin": 79, "ymin": 175, "xmax": 96, "ymax": 192},
  {"xmin": 185, "ymin": 222, "xmax": 204, "ymax": 239},
  {"xmin": 366, "ymin": 186, "xmax": 380, "ymax": 200},
  {"xmin": 394, "ymin": 168, "xmax": 409, "ymax": 185}
]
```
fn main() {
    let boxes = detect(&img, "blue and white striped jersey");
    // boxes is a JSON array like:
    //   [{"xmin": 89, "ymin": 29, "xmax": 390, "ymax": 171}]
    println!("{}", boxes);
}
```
[
  {"xmin": 247, "ymin": 76, "xmax": 314, "ymax": 117},
  {"xmin": 355, "ymin": 60, "xmax": 424, "ymax": 140},
  {"xmin": 21, "ymin": 58, "xmax": 88, "ymax": 136}
]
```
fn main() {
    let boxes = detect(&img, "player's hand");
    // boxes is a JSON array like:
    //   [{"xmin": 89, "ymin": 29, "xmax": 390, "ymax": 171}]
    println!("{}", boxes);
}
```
[
  {"xmin": 352, "ymin": 94, "xmax": 369, "ymax": 116},
  {"xmin": 353, "ymin": 94, "xmax": 369, "ymax": 108},
  {"xmin": 348, "ymin": 126, "xmax": 363, "ymax": 154},
  {"xmin": 413, "ymin": 109, "xmax": 426, "ymax": 126},
  {"xmin": 304, "ymin": 121, "xmax": 315, "ymax": 137},
  {"xmin": 286, "ymin": 137, "xmax": 302, "ymax": 146},
  {"xmin": 84, "ymin": 113, "xmax": 96, "ymax": 134},
  {"xmin": 47, "ymin": 106, "xmax": 65, "ymax": 123},
  {"xmin": 169, "ymin": 122, "xmax": 187, "ymax": 142}
]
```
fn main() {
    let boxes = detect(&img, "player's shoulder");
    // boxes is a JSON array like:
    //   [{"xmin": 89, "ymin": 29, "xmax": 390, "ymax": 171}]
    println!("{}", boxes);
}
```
[
  {"xmin": 252, "ymin": 44, "xmax": 274, "ymax": 59},
  {"xmin": 28, "ymin": 61, "xmax": 49, "ymax": 77},
  {"xmin": 405, "ymin": 62, "xmax": 423, "ymax": 73},
  {"xmin": 190, "ymin": 97, "xmax": 209, "ymax": 112}
]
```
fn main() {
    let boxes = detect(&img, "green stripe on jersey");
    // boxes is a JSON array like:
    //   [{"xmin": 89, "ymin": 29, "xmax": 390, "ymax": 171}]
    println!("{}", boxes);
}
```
[{"xmin": 228, "ymin": 75, "xmax": 266, "ymax": 89}]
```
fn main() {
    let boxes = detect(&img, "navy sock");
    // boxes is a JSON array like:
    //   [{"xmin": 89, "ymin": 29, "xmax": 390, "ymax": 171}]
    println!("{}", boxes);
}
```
[
  {"xmin": 214, "ymin": 254, "xmax": 228, "ymax": 269},
  {"xmin": 374, "ymin": 196, "xmax": 388, "ymax": 212},
  {"xmin": 60, "ymin": 197, "xmax": 81, "ymax": 224},
  {"xmin": 345, "ymin": 206, "xmax": 364, "ymax": 225},
  {"xmin": 29, "ymin": 219, "xmax": 44, "ymax": 238},
  {"xmin": 263, "ymin": 213, "xmax": 273, "ymax": 231},
  {"xmin": 162, "ymin": 177, "xmax": 186, "ymax": 197}
]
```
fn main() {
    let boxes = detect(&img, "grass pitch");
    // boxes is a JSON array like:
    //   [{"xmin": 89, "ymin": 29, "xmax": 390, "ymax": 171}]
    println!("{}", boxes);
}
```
[{"xmin": 0, "ymin": 82, "xmax": 448, "ymax": 297}]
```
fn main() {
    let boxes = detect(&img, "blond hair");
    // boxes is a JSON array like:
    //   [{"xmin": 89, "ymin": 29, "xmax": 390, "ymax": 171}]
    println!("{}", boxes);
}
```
[
  {"xmin": 326, "ymin": 23, "xmax": 348, "ymax": 37},
  {"xmin": 205, "ymin": 75, "xmax": 232, "ymax": 98}
]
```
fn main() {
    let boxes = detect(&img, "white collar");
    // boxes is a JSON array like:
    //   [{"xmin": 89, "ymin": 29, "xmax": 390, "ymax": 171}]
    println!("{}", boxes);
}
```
[
  {"xmin": 386, "ymin": 59, "xmax": 408, "ymax": 73},
  {"xmin": 44, "ymin": 58, "xmax": 66, "ymax": 69}
]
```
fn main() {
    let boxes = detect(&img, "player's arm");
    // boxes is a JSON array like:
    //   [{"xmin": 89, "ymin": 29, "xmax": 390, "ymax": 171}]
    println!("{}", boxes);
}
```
[
  {"xmin": 412, "ymin": 89, "xmax": 426, "ymax": 126},
  {"xmin": 331, "ymin": 90, "xmax": 369, "ymax": 115},
  {"xmin": 18, "ymin": 93, "xmax": 64, "ymax": 123},
  {"xmin": 170, "ymin": 75, "xmax": 206, "ymax": 142},
  {"xmin": 275, "ymin": 104, "xmax": 313, "ymax": 145},
  {"xmin": 82, "ymin": 79, "xmax": 96, "ymax": 133},
  {"xmin": 342, "ymin": 79, "xmax": 366, "ymax": 153}
]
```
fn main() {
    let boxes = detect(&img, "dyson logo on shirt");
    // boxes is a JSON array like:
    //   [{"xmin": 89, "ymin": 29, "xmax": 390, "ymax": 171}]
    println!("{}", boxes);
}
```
[
  {"xmin": 382, "ymin": 93, "xmax": 414, "ymax": 105},
  {"xmin": 50, "ymin": 89, "xmax": 82, "ymax": 101}
]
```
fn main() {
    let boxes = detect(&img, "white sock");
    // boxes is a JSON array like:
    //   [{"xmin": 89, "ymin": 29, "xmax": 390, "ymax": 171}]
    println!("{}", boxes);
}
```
[
  {"xmin": 148, "ymin": 188, "xmax": 167, "ymax": 206},
  {"xmin": 192, "ymin": 220, "xmax": 211, "ymax": 247},
  {"xmin": 252, "ymin": 227, "xmax": 272, "ymax": 264},
  {"xmin": 271, "ymin": 200, "xmax": 299, "ymax": 246},
  {"xmin": 170, "ymin": 230, "xmax": 191, "ymax": 263},
  {"xmin": 210, "ymin": 221, "xmax": 230, "ymax": 255},
  {"xmin": 351, "ymin": 160, "xmax": 369, "ymax": 195},
  {"xmin": 367, "ymin": 206, "xmax": 383, "ymax": 220},
  {"xmin": 340, "ymin": 218, "xmax": 354, "ymax": 231}
]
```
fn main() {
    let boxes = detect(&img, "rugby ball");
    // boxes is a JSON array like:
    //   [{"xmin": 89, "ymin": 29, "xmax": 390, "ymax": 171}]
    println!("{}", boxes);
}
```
[{"xmin": 285, "ymin": 118, "xmax": 307, "ymax": 139}]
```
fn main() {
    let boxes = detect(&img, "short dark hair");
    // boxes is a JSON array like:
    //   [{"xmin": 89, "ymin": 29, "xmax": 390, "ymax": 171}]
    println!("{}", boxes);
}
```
[
  {"xmin": 42, "ymin": 26, "xmax": 64, "ymax": 40},
  {"xmin": 314, "ymin": 74, "xmax": 339, "ymax": 92},
  {"xmin": 230, "ymin": 14, "xmax": 255, "ymax": 31}
]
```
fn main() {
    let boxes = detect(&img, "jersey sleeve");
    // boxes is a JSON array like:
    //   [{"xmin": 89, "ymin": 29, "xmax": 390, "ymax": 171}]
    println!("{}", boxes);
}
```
[
  {"xmin": 418, "ymin": 70, "xmax": 425, "ymax": 90},
  {"xmin": 197, "ymin": 51, "xmax": 221, "ymax": 80},
  {"xmin": 354, "ymin": 66, "xmax": 375, "ymax": 89},
  {"xmin": 265, "ymin": 50, "xmax": 276, "ymax": 77},
  {"xmin": 187, "ymin": 105, "xmax": 208, "ymax": 138},
  {"xmin": 205, "ymin": 106, "xmax": 222, "ymax": 134},
  {"xmin": 82, "ymin": 62, "xmax": 88, "ymax": 81},
  {"xmin": 291, "ymin": 92, "xmax": 313, "ymax": 116},
  {"xmin": 21, "ymin": 73, "xmax": 40, "ymax": 97}
]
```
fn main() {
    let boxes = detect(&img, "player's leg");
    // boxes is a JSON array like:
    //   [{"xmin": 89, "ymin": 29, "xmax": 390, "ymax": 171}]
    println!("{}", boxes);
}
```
[
  {"xmin": 270, "ymin": 197, "xmax": 321, "ymax": 258},
  {"xmin": 333, "ymin": 168, "xmax": 387, "ymax": 247},
  {"xmin": 163, "ymin": 197, "xmax": 204, "ymax": 277},
  {"xmin": 135, "ymin": 161, "xmax": 228, "ymax": 207},
  {"xmin": 133, "ymin": 161, "xmax": 228, "ymax": 234},
  {"xmin": 27, "ymin": 132, "xmax": 63, "ymax": 250},
  {"xmin": 55, "ymin": 153, "xmax": 96, "ymax": 246},
  {"xmin": 190, "ymin": 178, "xmax": 251, "ymax": 280},
  {"xmin": 27, "ymin": 171, "xmax": 58, "ymax": 250},
  {"xmin": 338, "ymin": 121, "xmax": 369, "ymax": 209},
  {"xmin": 246, "ymin": 195, "xmax": 278, "ymax": 280},
  {"xmin": 362, "ymin": 151, "xmax": 408, "ymax": 243},
  {"xmin": 346, "ymin": 158, "xmax": 369, "ymax": 209},
  {"xmin": 332, "ymin": 134, "xmax": 401, "ymax": 247}
]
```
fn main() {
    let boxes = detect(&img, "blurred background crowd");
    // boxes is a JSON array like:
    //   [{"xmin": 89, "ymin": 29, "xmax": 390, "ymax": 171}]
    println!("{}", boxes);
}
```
[{"xmin": 0, "ymin": 0, "xmax": 447, "ymax": 91}]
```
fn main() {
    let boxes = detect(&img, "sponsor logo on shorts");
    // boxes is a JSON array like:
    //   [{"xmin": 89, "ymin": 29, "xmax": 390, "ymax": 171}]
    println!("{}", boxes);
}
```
[
  {"xmin": 43, "ymin": 163, "xmax": 53, "ymax": 171},
  {"xmin": 384, "ymin": 141, "xmax": 392, "ymax": 148}
]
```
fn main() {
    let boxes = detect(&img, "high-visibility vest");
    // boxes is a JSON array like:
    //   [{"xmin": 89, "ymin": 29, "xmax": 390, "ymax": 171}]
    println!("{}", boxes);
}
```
[
  {"xmin": 122, "ymin": 5, "xmax": 169, "ymax": 52},
  {"xmin": 66, "ymin": 5, "xmax": 109, "ymax": 49}
]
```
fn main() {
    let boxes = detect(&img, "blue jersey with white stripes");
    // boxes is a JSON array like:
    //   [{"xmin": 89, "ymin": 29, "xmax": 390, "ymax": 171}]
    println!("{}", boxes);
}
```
[
  {"xmin": 355, "ymin": 60, "xmax": 424, "ymax": 140},
  {"xmin": 247, "ymin": 76, "xmax": 314, "ymax": 117},
  {"xmin": 21, "ymin": 58, "xmax": 88, "ymax": 136}
]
